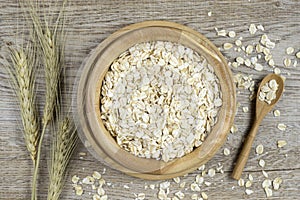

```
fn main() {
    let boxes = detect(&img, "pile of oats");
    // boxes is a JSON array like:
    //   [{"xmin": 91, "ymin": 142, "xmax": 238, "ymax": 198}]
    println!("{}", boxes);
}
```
[
  {"xmin": 72, "ymin": 171, "xmax": 108, "ymax": 200},
  {"xmin": 100, "ymin": 41, "xmax": 222, "ymax": 162},
  {"xmin": 258, "ymin": 79, "xmax": 279, "ymax": 104}
]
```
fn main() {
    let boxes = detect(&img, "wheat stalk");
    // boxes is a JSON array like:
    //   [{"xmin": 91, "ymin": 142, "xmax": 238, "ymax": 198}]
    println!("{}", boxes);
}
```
[
  {"xmin": 47, "ymin": 116, "xmax": 78, "ymax": 200},
  {"xmin": 4, "ymin": 45, "xmax": 39, "ymax": 165}
]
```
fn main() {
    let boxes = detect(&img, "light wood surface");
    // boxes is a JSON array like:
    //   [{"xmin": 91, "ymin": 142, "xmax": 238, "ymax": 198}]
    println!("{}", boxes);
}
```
[
  {"xmin": 232, "ymin": 74, "xmax": 284, "ymax": 180},
  {"xmin": 0, "ymin": 0, "xmax": 299, "ymax": 199}
]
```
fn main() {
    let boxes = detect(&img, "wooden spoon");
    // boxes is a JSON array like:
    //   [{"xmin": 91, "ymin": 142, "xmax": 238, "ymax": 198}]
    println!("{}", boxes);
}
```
[{"xmin": 232, "ymin": 74, "xmax": 284, "ymax": 180}]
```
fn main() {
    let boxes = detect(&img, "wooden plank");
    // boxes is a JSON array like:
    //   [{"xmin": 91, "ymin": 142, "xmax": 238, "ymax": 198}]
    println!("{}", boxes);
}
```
[{"xmin": 0, "ymin": 0, "xmax": 299, "ymax": 199}]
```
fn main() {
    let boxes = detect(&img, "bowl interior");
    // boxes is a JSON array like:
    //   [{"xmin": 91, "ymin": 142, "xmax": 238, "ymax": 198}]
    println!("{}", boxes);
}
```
[{"xmin": 75, "ymin": 21, "xmax": 236, "ymax": 180}]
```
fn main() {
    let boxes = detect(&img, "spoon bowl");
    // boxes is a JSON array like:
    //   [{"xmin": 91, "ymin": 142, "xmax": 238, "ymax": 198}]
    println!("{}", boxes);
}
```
[
  {"xmin": 232, "ymin": 74, "xmax": 284, "ymax": 180},
  {"xmin": 255, "ymin": 74, "xmax": 284, "ymax": 120}
]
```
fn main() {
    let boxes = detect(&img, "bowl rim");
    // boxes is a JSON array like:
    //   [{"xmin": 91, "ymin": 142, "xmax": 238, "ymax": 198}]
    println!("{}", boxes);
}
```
[{"xmin": 74, "ymin": 20, "xmax": 236, "ymax": 180}]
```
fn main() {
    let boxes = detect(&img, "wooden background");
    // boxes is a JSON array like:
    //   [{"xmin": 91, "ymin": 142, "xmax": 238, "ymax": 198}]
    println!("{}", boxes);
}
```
[{"xmin": 0, "ymin": 0, "xmax": 299, "ymax": 199}]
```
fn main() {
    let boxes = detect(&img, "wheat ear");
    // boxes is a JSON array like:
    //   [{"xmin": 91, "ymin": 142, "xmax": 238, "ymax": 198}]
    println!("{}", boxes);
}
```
[
  {"xmin": 47, "ymin": 116, "xmax": 78, "ymax": 200},
  {"xmin": 31, "ymin": 15, "xmax": 63, "ymax": 125},
  {"xmin": 5, "ymin": 46, "xmax": 39, "ymax": 165},
  {"xmin": 28, "ymin": 2, "xmax": 66, "ymax": 200}
]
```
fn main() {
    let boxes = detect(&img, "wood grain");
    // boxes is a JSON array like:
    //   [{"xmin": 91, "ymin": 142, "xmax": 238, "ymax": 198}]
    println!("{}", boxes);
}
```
[{"xmin": 0, "ymin": 0, "xmax": 299, "ymax": 199}]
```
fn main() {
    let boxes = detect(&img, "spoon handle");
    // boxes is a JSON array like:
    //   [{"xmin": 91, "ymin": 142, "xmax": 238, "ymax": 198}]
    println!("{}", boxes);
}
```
[{"xmin": 232, "ymin": 121, "xmax": 260, "ymax": 180}]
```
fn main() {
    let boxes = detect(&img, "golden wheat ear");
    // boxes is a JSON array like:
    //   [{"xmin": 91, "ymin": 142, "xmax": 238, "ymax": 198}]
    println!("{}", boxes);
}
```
[
  {"xmin": 47, "ymin": 115, "xmax": 78, "ymax": 200},
  {"xmin": 24, "ymin": 1, "xmax": 69, "ymax": 200},
  {"xmin": 3, "ymin": 44, "xmax": 39, "ymax": 165}
]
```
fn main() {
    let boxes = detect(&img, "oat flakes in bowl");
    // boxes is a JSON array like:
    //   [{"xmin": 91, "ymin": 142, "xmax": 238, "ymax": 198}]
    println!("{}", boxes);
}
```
[
  {"xmin": 100, "ymin": 41, "xmax": 222, "ymax": 162},
  {"xmin": 73, "ymin": 21, "xmax": 236, "ymax": 180}
]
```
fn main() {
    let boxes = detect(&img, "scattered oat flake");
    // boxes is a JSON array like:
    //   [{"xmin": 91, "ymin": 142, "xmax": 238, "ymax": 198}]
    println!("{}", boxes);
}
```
[
  {"xmin": 263, "ymin": 47, "xmax": 270, "ymax": 56},
  {"xmin": 245, "ymin": 180, "xmax": 252, "ymax": 188},
  {"xmin": 242, "ymin": 106, "xmax": 249, "ymax": 113},
  {"xmin": 158, "ymin": 189, "xmax": 167, "ymax": 199},
  {"xmin": 277, "ymin": 123, "xmax": 286, "ymax": 131},
  {"xmin": 230, "ymin": 124, "xmax": 238, "ymax": 133},
  {"xmin": 191, "ymin": 182, "xmax": 201, "ymax": 192},
  {"xmin": 286, "ymin": 47, "xmax": 295, "ymax": 55},
  {"xmin": 274, "ymin": 67, "xmax": 281, "ymax": 74},
  {"xmin": 149, "ymin": 184, "xmax": 155, "ymax": 190},
  {"xmin": 273, "ymin": 177, "xmax": 283, "ymax": 190},
  {"xmin": 238, "ymin": 178, "xmax": 245, "ymax": 186},
  {"xmin": 256, "ymin": 144, "xmax": 264, "ymax": 154},
  {"xmin": 208, "ymin": 168, "xmax": 216, "ymax": 177},
  {"xmin": 228, "ymin": 31, "xmax": 236, "ymax": 38},
  {"xmin": 262, "ymin": 170, "xmax": 269, "ymax": 178},
  {"xmin": 257, "ymin": 24, "xmax": 265, "ymax": 31},
  {"xmin": 97, "ymin": 187, "xmax": 105, "ymax": 196},
  {"xmin": 245, "ymin": 45, "xmax": 254, "ymax": 54},
  {"xmin": 74, "ymin": 185, "xmax": 83, "ymax": 196},
  {"xmin": 137, "ymin": 193, "xmax": 146, "ymax": 200},
  {"xmin": 262, "ymin": 179, "xmax": 272, "ymax": 188},
  {"xmin": 259, "ymin": 159, "xmax": 266, "ymax": 167},
  {"xmin": 191, "ymin": 194, "xmax": 198, "ymax": 200},
  {"xmin": 256, "ymin": 44, "xmax": 263, "ymax": 53},
  {"xmin": 201, "ymin": 192, "xmax": 208, "ymax": 199},
  {"xmin": 235, "ymin": 39, "xmax": 242, "ymax": 46},
  {"xmin": 232, "ymin": 62, "xmax": 239, "ymax": 68},
  {"xmin": 204, "ymin": 181, "xmax": 212, "ymax": 186},
  {"xmin": 277, "ymin": 140, "xmax": 287, "ymax": 148},
  {"xmin": 265, "ymin": 54, "xmax": 272, "ymax": 62},
  {"xmin": 175, "ymin": 191, "xmax": 185, "ymax": 199},
  {"xmin": 245, "ymin": 189, "xmax": 254, "ymax": 195},
  {"xmin": 266, "ymin": 40, "xmax": 276, "ymax": 49},
  {"xmin": 264, "ymin": 187, "xmax": 273, "ymax": 197},
  {"xmin": 296, "ymin": 51, "xmax": 300, "ymax": 59},
  {"xmin": 241, "ymin": 45, "xmax": 246, "ymax": 51},
  {"xmin": 92, "ymin": 171, "xmax": 102, "ymax": 179},
  {"xmin": 208, "ymin": 11, "xmax": 212, "ymax": 16},
  {"xmin": 179, "ymin": 182, "xmax": 186, "ymax": 188},
  {"xmin": 82, "ymin": 176, "xmax": 95, "ymax": 185},
  {"xmin": 284, "ymin": 58, "xmax": 292, "ymax": 67},
  {"xmin": 93, "ymin": 194, "xmax": 101, "ymax": 200},
  {"xmin": 160, "ymin": 181, "xmax": 170, "ymax": 190},
  {"xmin": 249, "ymin": 24, "xmax": 257, "ymax": 35},
  {"xmin": 99, "ymin": 178, "xmax": 106, "ymax": 187},
  {"xmin": 196, "ymin": 175, "xmax": 204, "ymax": 184},
  {"xmin": 198, "ymin": 164, "xmax": 205, "ymax": 171},
  {"xmin": 236, "ymin": 57, "xmax": 244, "ymax": 64},
  {"xmin": 223, "ymin": 42, "xmax": 233, "ymax": 50},
  {"xmin": 293, "ymin": 60, "xmax": 298, "ymax": 67},
  {"xmin": 72, "ymin": 175, "xmax": 80, "ymax": 184},
  {"xmin": 244, "ymin": 59, "xmax": 251, "ymax": 67},
  {"xmin": 223, "ymin": 148, "xmax": 230, "ymax": 156},
  {"xmin": 268, "ymin": 59, "xmax": 275, "ymax": 67},
  {"xmin": 172, "ymin": 197, "xmax": 179, "ymax": 200},
  {"xmin": 260, "ymin": 34, "xmax": 268, "ymax": 45},
  {"xmin": 216, "ymin": 29, "xmax": 227, "ymax": 37},
  {"xmin": 79, "ymin": 152, "xmax": 87, "ymax": 156},
  {"xmin": 173, "ymin": 177, "xmax": 181, "ymax": 184},
  {"xmin": 248, "ymin": 174, "xmax": 254, "ymax": 181},
  {"xmin": 254, "ymin": 63, "xmax": 264, "ymax": 71}
]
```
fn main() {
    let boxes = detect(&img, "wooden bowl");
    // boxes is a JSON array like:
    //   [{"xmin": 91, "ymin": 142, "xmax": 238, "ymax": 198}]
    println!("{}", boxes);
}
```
[{"xmin": 73, "ymin": 21, "xmax": 236, "ymax": 180}]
